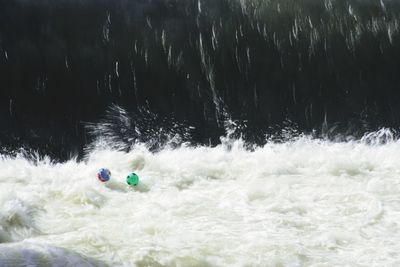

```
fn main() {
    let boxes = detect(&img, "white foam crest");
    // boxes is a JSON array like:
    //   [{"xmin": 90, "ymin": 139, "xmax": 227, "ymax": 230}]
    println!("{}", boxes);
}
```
[{"xmin": 1, "ymin": 137, "xmax": 400, "ymax": 265}]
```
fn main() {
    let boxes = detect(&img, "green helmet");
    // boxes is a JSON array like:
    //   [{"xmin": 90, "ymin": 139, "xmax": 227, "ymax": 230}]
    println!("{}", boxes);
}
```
[{"xmin": 127, "ymin": 172, "xmax": 139, "ymax": 186}]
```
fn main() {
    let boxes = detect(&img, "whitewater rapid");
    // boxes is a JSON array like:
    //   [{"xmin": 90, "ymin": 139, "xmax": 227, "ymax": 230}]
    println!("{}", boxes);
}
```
[{"xmin": 1, "ymin": 136, "xmax": 400, "ymax": 266}]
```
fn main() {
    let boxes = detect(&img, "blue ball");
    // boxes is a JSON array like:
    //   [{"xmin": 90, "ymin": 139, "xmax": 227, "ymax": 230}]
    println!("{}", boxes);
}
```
[{"xmin": 97, "ymin": 168, "xmax": 111, "ymax": 182}]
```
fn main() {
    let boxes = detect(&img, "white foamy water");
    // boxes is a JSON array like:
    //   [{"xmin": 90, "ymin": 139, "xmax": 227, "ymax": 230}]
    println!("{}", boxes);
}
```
[{"xmin": 1, "ymin": 135, "xmax": 400, "ymax": 266}]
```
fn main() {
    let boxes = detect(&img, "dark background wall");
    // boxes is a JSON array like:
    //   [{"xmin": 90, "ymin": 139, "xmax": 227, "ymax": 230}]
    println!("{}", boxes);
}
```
[{"xmin": 1, "ymin": 0, "xmax": 400, "ymax": 159}]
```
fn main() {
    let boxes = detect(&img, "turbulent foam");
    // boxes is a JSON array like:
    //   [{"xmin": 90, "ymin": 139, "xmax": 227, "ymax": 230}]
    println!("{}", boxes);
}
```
[{"xmin": 1, "ymin": 136, "xmax": 400, "ymax": 266}]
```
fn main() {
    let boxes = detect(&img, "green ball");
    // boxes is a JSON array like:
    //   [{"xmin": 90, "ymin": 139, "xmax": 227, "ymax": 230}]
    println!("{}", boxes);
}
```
[{"xmin": 127, "ymin": 172, "xmax": 139, "ymax": 186}]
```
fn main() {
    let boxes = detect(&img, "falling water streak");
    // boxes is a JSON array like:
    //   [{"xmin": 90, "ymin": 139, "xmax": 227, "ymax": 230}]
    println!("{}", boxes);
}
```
[
  {"xmin": 115, "ymin": 61, "xmax": 119, "ymax": 78},
  {"xmin": 103, "ymin": 12, "xmax": 110, "ymax": 43},
  {"xmin": 9, "ymin": 99, "xmax": 12, "ymax": 116},
  {"xmin": 65, "ymin": 56, "xmax": 69, "ymax": 69},
  {"xmin": 199, "ymin": 33, "xmax": 222, "ymax": 124}
]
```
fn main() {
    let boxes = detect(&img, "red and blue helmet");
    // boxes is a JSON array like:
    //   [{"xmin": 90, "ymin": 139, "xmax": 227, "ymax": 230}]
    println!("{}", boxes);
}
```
[{"xmin": 97, "ymin": 168, "xmax": 111, "ymax": 182}]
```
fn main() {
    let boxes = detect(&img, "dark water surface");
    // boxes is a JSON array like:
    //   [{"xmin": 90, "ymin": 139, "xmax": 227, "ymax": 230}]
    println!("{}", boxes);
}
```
[{"xmin": 1, "ymin": 0, "xmax": 400, "ymax": 159}]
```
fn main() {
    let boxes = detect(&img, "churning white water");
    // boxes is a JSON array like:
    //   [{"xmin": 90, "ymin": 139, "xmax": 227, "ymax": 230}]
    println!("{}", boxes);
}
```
[{"xmin": 1, "ymin": 133, "xmax": 400, "ymax": 266}]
